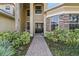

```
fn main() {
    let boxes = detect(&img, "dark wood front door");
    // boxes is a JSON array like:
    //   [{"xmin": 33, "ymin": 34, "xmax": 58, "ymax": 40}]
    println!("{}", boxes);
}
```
[{"xmin": 35, "ymin": 23, "xmax": 43, "ymax": 33}]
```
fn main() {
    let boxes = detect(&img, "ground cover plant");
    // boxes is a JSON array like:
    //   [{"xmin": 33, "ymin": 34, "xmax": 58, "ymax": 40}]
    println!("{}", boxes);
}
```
[
  {"xmin": 0, "ymin": 32, "xmax": 30, "ymax": 56},
  {"xmin": 45, "ymin": 28, "xmax": 79, "ymax": 56}
]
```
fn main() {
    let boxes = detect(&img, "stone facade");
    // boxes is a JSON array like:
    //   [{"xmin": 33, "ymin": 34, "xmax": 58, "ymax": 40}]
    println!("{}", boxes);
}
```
[
  {"xmin": 59, "ymin": 14, "xmax": 69, "ymax": 30},
  {"xmin": 46, "ymin": 17, "xmax": 51, "ymax": 32}
]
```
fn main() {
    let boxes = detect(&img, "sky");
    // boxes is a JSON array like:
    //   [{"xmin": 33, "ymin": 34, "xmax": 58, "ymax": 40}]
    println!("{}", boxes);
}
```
[{"xmin": 48, "ymin": 3, "xmax": 60, "ymax": 9}]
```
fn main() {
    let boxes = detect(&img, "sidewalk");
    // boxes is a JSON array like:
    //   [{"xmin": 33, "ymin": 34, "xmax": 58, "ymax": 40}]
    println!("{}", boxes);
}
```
[{"xmin": 26, "ymin": 34, "xmax": 52, "ymax": 56}]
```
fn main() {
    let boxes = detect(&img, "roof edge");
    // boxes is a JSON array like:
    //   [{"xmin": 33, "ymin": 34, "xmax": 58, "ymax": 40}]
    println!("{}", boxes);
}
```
[
  {"xmin": 44, "ymin": 3, "xmax": 79, "ymax": 13},
  {"xmin": 44, "ymin": 3, "xmax": 64, "ymax": 12},
  {"xmin": 0, "ymin": 9, "xmax": 14, "ymax": 19}
]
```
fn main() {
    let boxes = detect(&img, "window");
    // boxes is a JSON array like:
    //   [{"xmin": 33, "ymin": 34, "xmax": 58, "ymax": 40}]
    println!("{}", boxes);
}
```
[
  {"xmin": 69, "ymin": 14, "xmax": 79, "ymax": 30},
  {"xmin": 5, "ymin": 6, "xmax": 10, "ymax": 10},
  {"xmin": 27, "ymin": 10, "xmax": 30, "ymax": 16},
  {"xmin": 27, "ymin": 22, "xmax": 30, "ymax": 31},
  {"xmin": 35, "ymin": 6, "xmax": 42, "ymax": 14},
  {"xmin": 51, "ymin": 16, "xmax": 59, "ymax": 31}
]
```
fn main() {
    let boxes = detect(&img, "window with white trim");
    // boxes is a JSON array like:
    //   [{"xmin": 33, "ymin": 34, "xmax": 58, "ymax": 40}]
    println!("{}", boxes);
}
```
[
  {"xmin": 69, "ymin": 14, "xmax": 79, "ymax": 30},
  {"xmin": 35, "ymin": 6, "xmax": 42, "ymax": 14},
  {"xmin": 51, "ymin": 15, "xmax": 59, "ymax": 31}
]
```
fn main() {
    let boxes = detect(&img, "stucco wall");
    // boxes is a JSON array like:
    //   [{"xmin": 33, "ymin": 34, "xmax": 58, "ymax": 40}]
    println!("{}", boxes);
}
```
[
  {"xmin": 34, "ymin": 15, "xmax": 44, "ymax": 23},
  {"xmin": 46, "ymin": 7, "xmax": 64, "ymax": 16},
  {"xmin": 46, "ymin": 4, "xmax": 79, "ymax": 17},
  {"xmin": 63, "ymin": 6, "xmax": 79, "ymax": 11},
  {"xmin": 45, "ymin": 3, "xmax": 79, "ymax": 31},
  {"xmin": 0, "ymin": 14, "xmax": 15, "ymax": 32},
  {"xmin": 19, "ymin": 3, "xmax": 47, "ymax": 34},
  {"xmin": 34, "ymin": 4, "xmax": 44, "ymax": 23}
]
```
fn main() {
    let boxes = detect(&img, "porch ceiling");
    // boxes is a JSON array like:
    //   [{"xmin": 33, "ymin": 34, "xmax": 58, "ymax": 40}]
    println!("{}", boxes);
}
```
[{"xmin": 23, "ymin": 3, "xmax": 30, "ymax": 8}]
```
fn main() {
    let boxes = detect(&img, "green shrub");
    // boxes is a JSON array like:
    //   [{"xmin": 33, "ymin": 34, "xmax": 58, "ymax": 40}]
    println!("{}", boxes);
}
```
[
  {"xmin": 20, "ymin": 32, "xmax": 30, "ymax": 45},
  {"xmin": 0, "ymin": 32, "xmax": 12, "ymax": 42},
  {"xmin": 45, "ymin": 28, "xmax": 79, "ymax": 47},
  {"xmin": 0, "ymin": 40, "xmax": 15, "ymax": 56},
  {"xmin": 12, "ymin": 32, "xmax": 30, "ymax": 48},
  {"xmin": 11, "ymin": 32, "xmax": 21, "ymax": 41},
  {"xmin": 45, "ymin": 32, "xmax": 53, "ymax": 41},
  {"xmin": 0, "ymin": 32, "xmax": 30, "ymax": 48},
  {"xmin": 46, "ymin": 32, "xmax": 58, "ymax": 42},
  {"xmin": 45, "ymin": 29, "xmax": 69, "ymax": 43},
  {"xmin": 0, "ymin": 31, "xmax": 30, "ymax": 55},
  {"xmin": 45, "ymin": 28, "xmax": 79, "ymax": 55}
]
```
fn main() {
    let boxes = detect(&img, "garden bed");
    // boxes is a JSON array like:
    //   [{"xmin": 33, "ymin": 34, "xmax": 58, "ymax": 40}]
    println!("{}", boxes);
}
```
[
  {"xmin": 15, "ymin": 37, "xmax": 33, "ymax": 56},
  {"xmin": 0, "ymin": 32, "xmax": 31, "ymax": 56},
  {"xmin": 46, "ymin": 39, "xmax": 79, "ymax": 56},
  {"xmin": 45, "ymin": 29, "xmax": 79, "ymax": 56},
  {"xmin": 15, "ymin": 43, "xmax": 30, "ymax": 56}
]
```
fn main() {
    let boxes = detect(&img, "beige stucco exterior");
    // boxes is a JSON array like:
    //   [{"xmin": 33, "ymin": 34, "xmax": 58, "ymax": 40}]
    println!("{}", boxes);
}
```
[
  {"xmin": 14, "ymin": 3, "xmax": 79, "ymax": 37},
  {"xmin": 1, "ymin": 3, "xmax": 79, "ymax": 37},
  {"xmin": 0, "ymin": 3, "xmax": 15, "ymax": 32},
  {"xmin": 33, "ymin": 4, "xmax": 44, "ymax": 23},
  {"xmin": 0, "ymin": 3, "xmax": 48, "ymax": 36},
  {"xmin": 15, "ymin": 3, "xmax": 47, "ymax": 36},
  {"xmin": 45, "ymin": 3, "xmax": 79, "ymax": 32},
  {"xmin": 45, "ymin": 3, "xmax": 79, "ymax": 17},
  {"xmin": 0, "ymin": 14, "xmax": 15, "ymax": 32}
]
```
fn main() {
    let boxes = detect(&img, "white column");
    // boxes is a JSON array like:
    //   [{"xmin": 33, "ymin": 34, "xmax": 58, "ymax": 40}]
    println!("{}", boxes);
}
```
[
  {"xmin": 15, "ymin": 3, "xmax": 21, "ymax": 32},
  {"xmin": 44, "ymin": 14, "xmax": 46, "ymax": 36},
  {"xmin": 30, "ymin": 3, "xmax": 34, "ymax": 37},
  {"xmin": 50, "ymin": 17, "xmax": 51, "ymax": 31}
]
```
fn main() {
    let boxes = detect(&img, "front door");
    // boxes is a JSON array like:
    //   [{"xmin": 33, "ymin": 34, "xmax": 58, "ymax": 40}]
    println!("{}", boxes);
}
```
[{"xmin": 35, "ymin": 23, "xmax": 43, "ymax": 33}]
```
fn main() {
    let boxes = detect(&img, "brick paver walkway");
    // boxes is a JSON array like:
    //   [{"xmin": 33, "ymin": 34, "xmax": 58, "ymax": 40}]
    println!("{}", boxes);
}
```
[{"xmin": 26, "ymin": 34, "xmax": 52, "ymax": 56}]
